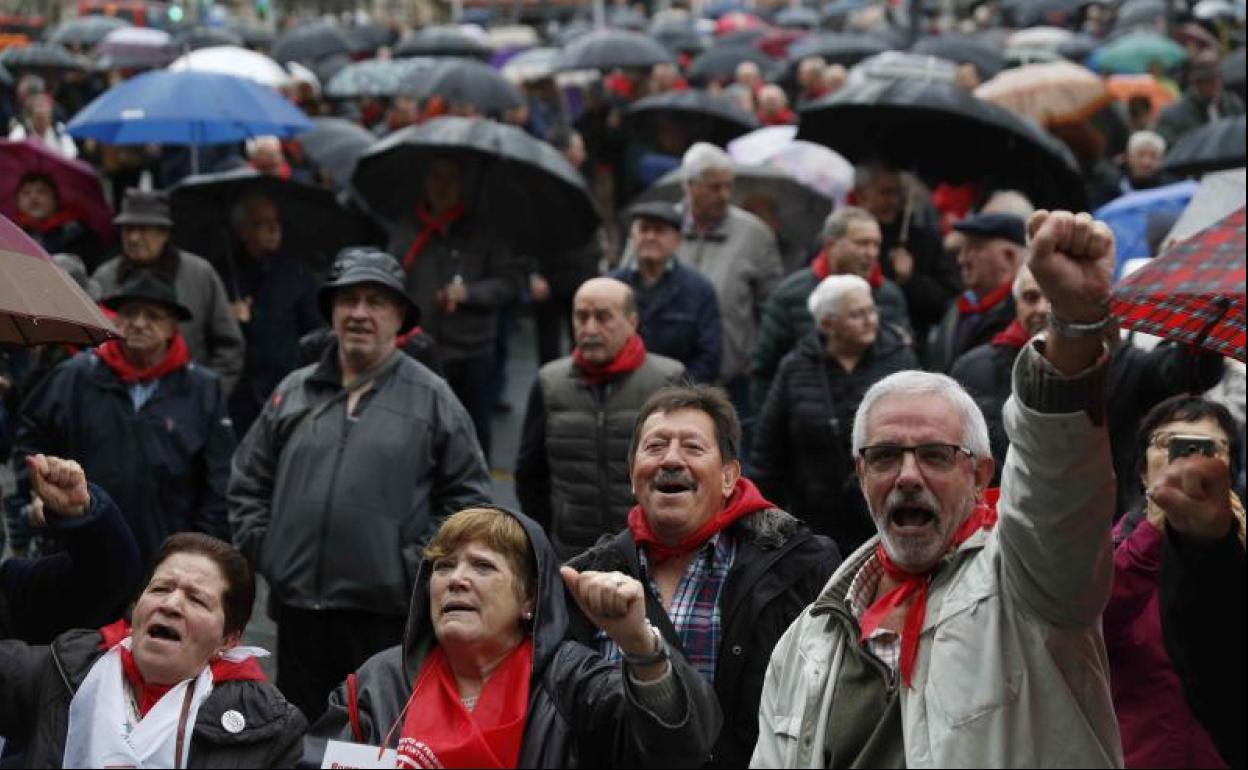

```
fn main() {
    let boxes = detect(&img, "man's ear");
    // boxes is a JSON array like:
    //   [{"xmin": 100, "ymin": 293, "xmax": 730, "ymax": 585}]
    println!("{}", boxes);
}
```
[
  {"xmin": 627, "ymin": 311, "xmax": 640, "ymax": 332},
  {"xmin": 722, "ymin": 459, "xmax": 741, "ymax": 495},
  {"xmin": 974, "ymin": 455, "xmax": 995, "ymax": 493}
]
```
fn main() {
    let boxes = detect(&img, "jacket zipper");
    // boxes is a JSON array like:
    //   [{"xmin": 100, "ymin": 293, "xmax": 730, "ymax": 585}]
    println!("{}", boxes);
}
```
[
  {"xmin": 313, "ymin": 405, "xmax": 352, "ymax": 609},
  {"xmin": 594, "ymin": 385, "xmax": 610, "ymax": 528}
]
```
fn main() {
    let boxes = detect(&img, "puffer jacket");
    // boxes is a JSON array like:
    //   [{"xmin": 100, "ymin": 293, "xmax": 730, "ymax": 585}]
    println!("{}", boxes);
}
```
[
  {"xmin": 565, "ymin": 509, "xmax": 840, "ymax": 768},
  {"xmin": 925, "ymin": 292, "xmax": 1016, "ymax": 373},
  {"xmin": 0, "ymin": 628, "xmax": 307, "ymax": 768},
  {"xmin": 307, "ymin": 508, "xmax": 722, "ymax": 768},
  {"xmin": 750, "ymin": 326, "xmax": 918, "ymax": 553},
  {"xmin": 228, "ymin": 344, "xmax": 491, "ymax": 616},
  {"xmin": 751, "ymin": 343, "xmax": 1122, "ymax": 768}
]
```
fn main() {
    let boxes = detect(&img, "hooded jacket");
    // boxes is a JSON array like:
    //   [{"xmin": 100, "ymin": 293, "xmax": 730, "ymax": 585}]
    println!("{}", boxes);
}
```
[{"xmin": 308, "ymin": 508, "xmax": 722, "ymax": 768}]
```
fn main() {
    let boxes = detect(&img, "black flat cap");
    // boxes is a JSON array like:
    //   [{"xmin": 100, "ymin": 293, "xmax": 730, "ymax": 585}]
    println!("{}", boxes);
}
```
[
  {"xmin": 952, "ymin": 211, "xmax": 1027, "ymax": 246},
  {"xmin": 627, "ymin": 200, "xmax": 683, "ymax": 229}
]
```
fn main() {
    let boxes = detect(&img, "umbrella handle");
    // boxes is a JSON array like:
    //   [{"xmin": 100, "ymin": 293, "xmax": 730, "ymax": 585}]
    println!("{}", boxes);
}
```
[{"xmin": 898, "ymin": 180, "xmax": 916, "ymax": 245}]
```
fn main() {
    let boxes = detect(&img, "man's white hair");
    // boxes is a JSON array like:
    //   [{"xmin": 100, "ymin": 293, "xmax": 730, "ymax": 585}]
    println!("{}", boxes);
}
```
[
  {"xmin": 851, "ymin": 370, "xmax": 992, "ymax": 459},
  {"xmin": 681, "ymin": 142, "xmax": 733, "ymax": 185},
  {"xmin": 808, "ymin": 274, "xmax": 872, "ymax": 321},
  {"xmin": 1127, "ymin": 130, "xmax": 1166, "ymax": 155}
]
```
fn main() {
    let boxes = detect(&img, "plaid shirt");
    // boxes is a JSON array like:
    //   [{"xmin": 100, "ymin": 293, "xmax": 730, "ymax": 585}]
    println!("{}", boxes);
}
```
[
  {"xmin": 595, "ymin": 532, "xmax": 737, "ymax": 683},
  {"xmin": 847, "ymin": 553, "xmax": 902, "ymax": 678}
]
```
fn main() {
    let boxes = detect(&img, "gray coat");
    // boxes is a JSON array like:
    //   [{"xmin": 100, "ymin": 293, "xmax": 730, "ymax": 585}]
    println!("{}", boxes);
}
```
[
  {"xmin": 227, "ymin": 346, "xmax": 491, "ymax": 616},
  {"xmin": 94, "ymin": 249, "xmax": 245, "ymax": 394}
]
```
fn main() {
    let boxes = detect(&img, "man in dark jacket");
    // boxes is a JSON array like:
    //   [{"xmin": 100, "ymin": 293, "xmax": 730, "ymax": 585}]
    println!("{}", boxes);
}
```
[
  {"xmin": 927, "ymin": 211, "xmax": 1026, "ymax": 372},
  {"xmin": 1156, "ymin": 51, "xmax": 1245, "ymax": 146},
  {"xmin": 228, "ymin": 248, "xmax": 491, "ymax": 722},
  {"xmin": 516, "ymin": 277, "xmax": 685, "ymax": 560},
  {"xmin": 751, "ymin": 275, "xmax": 919, "ymax": 553},
  {"xmin": 751, "ymin": 206, "xmax": 911, "ymax": 410},
  {"xmin": 15, "ymin": 273, "xmax": 235, "ymax": 567},
  {"xmin": 610, "ymin": 201, "xmax": 721, "ymax": 383},
  {"xmin": 565, "ymin": 385, "xmax": 841, "ymax": 768}
]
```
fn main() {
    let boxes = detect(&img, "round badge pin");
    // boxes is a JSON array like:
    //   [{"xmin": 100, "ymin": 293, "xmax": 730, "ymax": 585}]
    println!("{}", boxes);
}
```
[{"xmin": 222, "ymin": 710, "xmax": 246, "ymax": 734}]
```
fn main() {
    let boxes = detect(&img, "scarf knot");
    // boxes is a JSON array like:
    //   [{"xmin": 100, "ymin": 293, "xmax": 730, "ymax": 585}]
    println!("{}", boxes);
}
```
[
  {"xmin": 402, "ymin": 200, "xmax": 468, "ymax": 270},
  {"xmin": 991, "ymin": 319, "xmax": 1030, "ymax": 350},
  {"xmin": 811, "ymin": 251, "xmax": 883, "ymax": 289},
  {"xmin": 957, "ymin": 280, "xmax": 1012, "ymax": 317},
  {"xmin": 15, "ymin": 205, "xmax": 85, "ymax": 235},
  {"xmin": 95, "ymin": 334, "xmax": 192, "ymax": 384},
  {"xmin": 628, "ymin": 477, "xmax": 775, "ymax": 563},
  {"xmin": 572, "ymin": 333, "xmax": 647, "ymax": 386}
]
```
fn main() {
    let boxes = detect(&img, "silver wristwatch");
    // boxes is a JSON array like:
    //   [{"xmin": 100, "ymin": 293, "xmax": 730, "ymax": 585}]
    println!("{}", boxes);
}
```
[
  {"xmin": 1047, "ymin": 310, "xmax": 1117, "ymax": 338},
  {"xmin": 621, "ymin": 621, "xmax": 669, "ymax": 666}
]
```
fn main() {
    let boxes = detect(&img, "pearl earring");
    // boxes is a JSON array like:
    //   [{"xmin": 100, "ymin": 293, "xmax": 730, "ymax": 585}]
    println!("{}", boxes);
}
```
[{"xmin": 523, "ymin": 611, "xmax": 534, "ymax": 621}]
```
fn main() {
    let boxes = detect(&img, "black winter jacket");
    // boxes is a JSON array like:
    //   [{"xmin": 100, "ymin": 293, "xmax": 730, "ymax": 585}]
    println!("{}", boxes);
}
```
[
  {"xmin": 565, "ymin": 510, "xmax": 840, "ymax": 768},
  {"xmin": 308, "ymin": 509, "xmax": 722, "ymax": 768},
  {"xmin": 926, "ymin": 292, "xmax": 1016, "ymax": 372},
  {"xmin": 751, "ymin": 327, "xmax": 918, "ymax": 552},
  {"xmin": 0, "ymin": 627, "xmax": 307, "ymax": 768}
]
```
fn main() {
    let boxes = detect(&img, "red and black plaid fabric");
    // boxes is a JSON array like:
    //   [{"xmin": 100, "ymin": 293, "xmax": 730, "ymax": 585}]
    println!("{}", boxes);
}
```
[{"xmin": 1111, "ymin": 206, "xmax": 1246, "ymax": 362}]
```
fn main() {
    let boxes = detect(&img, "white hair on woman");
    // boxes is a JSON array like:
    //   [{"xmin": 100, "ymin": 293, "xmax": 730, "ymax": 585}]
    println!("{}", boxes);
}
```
[
  {"xmin": 807, "ymin": 273, "xmax": 872, "ymax": 322},
  {"xmin": 1127, "ymin": 130, "xmax": 1166, "ymax": 155},
  {"xmin": 851, "ymin": 370, "xmax": 992, "ymax": 459},
  {"xmin": 681, "ymin": 142, "xmax": 733, "ymax": 185}
]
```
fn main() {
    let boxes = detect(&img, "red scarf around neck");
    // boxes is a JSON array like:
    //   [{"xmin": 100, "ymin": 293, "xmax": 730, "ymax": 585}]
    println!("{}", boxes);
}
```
[
  {"xmin": 403, "ymin": 200, "xmax": 467, "ymax": 270},
  {"xmin": 248, "ymin": 160, "xmax": 292, "ymax": 180},
  {"xmin": 991, "ymin": 319, "xmax": 1030, "ymax": 350},
  {"xmin": 95, "ymin": 334, "xmax": 191, "ymax": 384},
  {"xmin": 15, "ymin": 206, "xmax": 84, "ymax": 235},
  {"xmin": 98, "ymin": 620, "xmax": 265, "ymax": 719},
  {"xmin": 956, "ymin": 280, "xmax": 1012, "ymax": 317},
  {"xmin": 572, "ymin": 332, "xmax": 647, "ymax": 386},
  {"xmin": 397, "ymin": 639, "xmax": 532, "ymax": 769},
  {"xmin": 628, "ymin": 477, "xmax": 775, "ymax": 563},
  {"xmin": 810, "ymin": 250, "xmax": 883, "ymax": 289},
  {"xmin": 859, "ymin": 489, "xmax": 999, "ymax": 688}
]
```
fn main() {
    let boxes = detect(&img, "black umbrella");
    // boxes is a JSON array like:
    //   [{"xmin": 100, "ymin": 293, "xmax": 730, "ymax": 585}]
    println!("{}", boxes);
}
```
[
  {"xmin": 313, "ymin": 53, "xmax": 353, "ymax": 85},
  {"xmin": 1001, "ymin": 0, "xmax": 1092, "ymax": 27},
  {"xmin": 716, "ymin": 28, "xmax": 769, "ymax": 49},
  {"xmin": 787, "ymin": 33, "xmax": 891, "ymax": 68},
  {"xmin": 1161, "ymin": 116, "xmax": 1247, "ymax": 177},
  {"xmin": 351, "ymin": 116, "xmax": 600, "ymax": 259},
  {"xmin": 556, "ymin": 29, "xmax": 675, "ymax": 71},
  {"xmin": 911, "ymin": 35, "xmax": 1005, "ymax": 79},
  {"xmin": 627, "ymin": 90, "xmax": 761, "ymax": 147},
  {"xmin": 775, "ymin": 6, "xmax": 821, "ymax": 29},
  {"xmin": 0, "ymin": 44, "xmax": 88, "ymax": 72},
  {"xmin": 272, "ymin": 21, "xmax": 358, "ymax": 65},
  {"xmin": 798, "ymin": 77, "xmax": 1087, "ymax": 210},
  {"xmin": 294, "ymin": 117, "xmax": 376, "ymax": 190},
  {"xmin": 688, "ymin": 45, "xmax": 776, "ymax": 85},
  {"xmin": 1223, "ymin": 48, "xmax": 1245, "ymax": 99},
  {"xmin": 652, "ymin": 23, "xmax": 707, "ymax": 56},
  {"xmin": 176, "ymin": 27, "xmax": 244, "ymax": 51},
  {"xmin": 231, "ymin": 22, "xmax": 276, "ymax": 51},
  {"xmin": 402, "ymin": 59, "xmax": 524, "ymax": 115},
  {"xmin": 609, "ymin": 7, "xmax": 648, "ymax": 31},
  {"xmin": 393, "ymin": 27, "xmax": 491, "ymax": 60},
  {"xmin": 349, "ymin": 23, "xmax": 398, "ymax": 55},
  {"xmin": 326, "ymin": 58, "xmax": 433, "ymax": 99},
  {"xmin": 553, "ymin": 21, "xmax": 593, "ymax": 48},
  {"xmin": 1057, "ymin": 33, "xmax": 1100, "ymax": 63},
  {"xmin": 170, "ymin": 168, "xmax": 374, "ymax": 282},
  {"xmin": 48, "ymin": 15, "xmax": 131, "ymax": 48}
]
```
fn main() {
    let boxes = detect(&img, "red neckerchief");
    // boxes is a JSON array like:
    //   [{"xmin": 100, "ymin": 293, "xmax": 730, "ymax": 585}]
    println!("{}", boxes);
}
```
[
  {"xmin": 810, "ymin": 251, "xmax": 883, "ymax": 289},
  {"xmin": 859, "ymin": 489, "xmax": 999, "ymax": 688},
  {"xmin": 94, "ymin": 334, "xmax": 191, "ymax": 384},
  {"xmin": 99, "ymin": 620, "xmax": 266, "ymax": 719},
  {"xmin": 604, "ymin": 72, "xmax": 636, "ymax": 100},
  {"xmin": 956, "ymin": 280, "xmax": 1012, "ymax": 317},
  {"xmin": 572, "ymin": 332, "xmax": 646, "ymax": 386},
  {"xmin": 758, "ymin": 108, "xmax": 797, "ymax": 126},
  {"xmin": 14, "ymin": 206, "xmax": 84, "ymax": 234},
  {"xmin": 628, "ymin": 477, "xmax": 775, "ymax": 564},
  {"xmin": 249, "ymin": 160, "xmax": 292, "ymax": 181},
  {"xmin": 403, "ymin": 200, "xmax": 467, "ymax": 270},
  {"xmin": 991, "ymin": 319, "xmax": 1029, "ymax": 350},
  {"xmin": 397, "ymin": 639, "xmax": 532, "ymax": 769},
  {"xmin": 395, "ymin": 325, "xmax": 425, "ymax": 348}
]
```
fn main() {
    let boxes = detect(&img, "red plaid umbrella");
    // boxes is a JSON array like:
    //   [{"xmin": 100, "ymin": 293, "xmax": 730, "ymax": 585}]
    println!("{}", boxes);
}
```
[{"xmin": 1111, "ymin": 206, "xmax": 1246, "ymax": 362}]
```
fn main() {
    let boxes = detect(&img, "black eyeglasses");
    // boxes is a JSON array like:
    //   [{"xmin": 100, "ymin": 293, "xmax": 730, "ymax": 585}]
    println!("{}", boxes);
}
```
[{"xmin": 858, "ymin": 443, "xmax": 974, "ymax": 474}]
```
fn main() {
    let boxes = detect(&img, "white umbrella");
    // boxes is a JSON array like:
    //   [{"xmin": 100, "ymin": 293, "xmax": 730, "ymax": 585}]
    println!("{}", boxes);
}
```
[
  {"xmin": 169, "ymin": 46, "xmax": 291, "ymax": 89},
  {"xmin": 727, "ymin": 125, "xmax": 855, "ymax": 205},
  {"xmin": 502, "ymin": 47, "xmax": 560, "ymax": 82}
]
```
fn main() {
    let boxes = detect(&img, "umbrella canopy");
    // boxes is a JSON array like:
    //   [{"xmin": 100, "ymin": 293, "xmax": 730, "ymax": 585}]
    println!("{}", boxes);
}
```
[
  {"xmin": 627, "ymin": 90, "xmax": 761, "ymax": 148},
  {"xmin": 393, "ymin": 26, "xmax": 491, "ymax": 60},
  {"xmin": 230, "ymin": 22, "xmax": 276, "ymax": 51},
  {"xmin": 1106, "ymin": 73, "xmax": 1176, "ymax": 118},
  {"xmin": 911, "ymin": 35, "xmax": 1005, "ymax": 79},
  {"xmin": 0, "ymin": 212, "xmax": 119, "ymax": 346},
  {"xmin": 501, "ymin": 47, "xmax": 561, "ymax": 82},
  {"xmin": 1116, "ymin": 0, "xmax": 1168, "ymax": 29},
  {"xmin": 1092, "ymin": 31, "xmax": 1186, "ymax": 74},
  {"xmin": 67, "ymin": 70, "xmax": 312, "ymax": 146},
  {"xmin": 293, "ymin": 117, "xmax": 376, "ymax": 190},
  {"xmin": 1111, "ymin": 206, "xmax": 1246, "ymax": 362},
  {"xmin": 352, "ymin": 116, "xmax": 600, "ymax": 258},
  {"xmin": 798, "ymin": 77, "xmax": 1086, "ymax": 209},
  {"xmin": 1056, "ymin": 33, "xmax": 1100, "ymax": 63},
  {"xmin": 1162, "ymin": 116, "xmax": 1247, "ymax": 177},
  {"xmin": 0, "ymin": 43, "xmax": 88, "ymax": 72},
  {"xmin": 556, "ymin": 29, "xmax": 674, "ymax": 72},
  {"xmin": 48, "ymin": 15, "xmax": 130, "ymax": 48},
  {"xmin": 168, "ymin": 46, "xmax": 291, "ymax": 88},
  {"xmin": 349, "ymin": 22, "xmax": 399, "ymax": 55},
  {"xmin": 775, "ymin": 6, "xmax": 821, "ymax": 29},
  {"xmin": 688, "ymin": 45, "xmax": 776, "ymax": 84},
  {"xmin": 1164, "ymin": 168, "xmax": 1246, "ymax": 247},
  {"xmin": 714, "ymin": 12, "xmax": 767, "ymax": 37},
  {"xmin": 0, "ymin": 62, "xmax": 11, "ymax": 88},
  {"xmin": 651, "ymin": 23, "xmax": 707, "ymax": 56},
  {"xmin": 1094, "ymin": 180, "xmax": 1198, "ymax": 270},
  {"xmin": 93, "ymin": 27, "xmax": 176, "ymax": 71},
  {"xmin": 272, "ymin": 21, "xmax": 358, "ymax": 65},
  {"xmin": 1223, "ymin": 48, "xmax": 1245, "ymax": 99},
  {"xmin": 176, "ymin": 27, "xmax": 244, "ymax": 51},
  {"xmin": 326, "ymin": 58, "xmax": 433, "ymax": 99},
  {"xmin": 1193, "ymin": 0, "xmax": 1239, "ymax": 19},
  {"xmin": 727, "ymin": 124, "xmax": 855, "ymax": 204},
  {"xmin": 787, "ymin": 33, "xmax": 890, "ymax": 68},
  {"xmin": 169, "ymin": 168, "xmax": 373, "ymax": 280},
  {"xmin": 974, "ymin": 60, "xmax": 1111, "ymax": 127},
  {"xmin": 0, "ymin": 139, "xmax": 115, "ymax": 245},
  {"xmin": 403, "ymin": 58, "xmax": 524, "ymax": 114},
  {"xmin": 847, "ymin": 51, "xmax": 957, "ymax": 86},
  {"xmin": 1002, "ymin": 0, "xmax": 1092, "ymax": 27}
]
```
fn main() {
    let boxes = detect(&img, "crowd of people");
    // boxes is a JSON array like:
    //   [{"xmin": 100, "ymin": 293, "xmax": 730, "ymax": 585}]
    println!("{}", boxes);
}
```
[{"xmin": 0, "ymin": 0, "xmax": 1244, "ymax": 768}]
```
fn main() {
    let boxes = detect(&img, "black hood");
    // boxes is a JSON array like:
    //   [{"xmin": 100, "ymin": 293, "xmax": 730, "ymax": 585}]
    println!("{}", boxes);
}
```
[{"xmin": 401, "ymin": 507, "xmax": 570, "ymax": 687}]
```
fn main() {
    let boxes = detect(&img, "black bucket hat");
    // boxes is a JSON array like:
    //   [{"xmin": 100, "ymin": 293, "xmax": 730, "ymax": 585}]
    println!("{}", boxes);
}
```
[
  {"xmin": 318, "ymin": 247, "xmax": 421, "ymax": 333},
  {"xmin": 100, "ymin": 271, "xmax": 193, "ymax": 321}
]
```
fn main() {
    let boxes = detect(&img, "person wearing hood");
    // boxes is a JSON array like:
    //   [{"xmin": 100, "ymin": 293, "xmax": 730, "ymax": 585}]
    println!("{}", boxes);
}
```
[
  {"xmin": 12, "ymin": 172, "xmax": 103, "ymax": 271},
  {"xmin": 13, "ymin": 273, "xmax": 234, "ymax": 568},
  {"xmin": 0, "ymin": 460, "xmax": 306, "ymax": 768},
  {"xmin": 308, "ymin": 505, "xmax": 722, "ymax": 768},
  {"xmin": 751, "ymin": 275, "xmax": 919, "ymax": 554}
]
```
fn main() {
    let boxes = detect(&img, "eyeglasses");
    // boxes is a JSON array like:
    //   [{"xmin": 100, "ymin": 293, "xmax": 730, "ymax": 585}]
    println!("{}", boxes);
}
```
[{"xmin": 858, "ymin": 443, "xmax": 973, "ymax": 474}]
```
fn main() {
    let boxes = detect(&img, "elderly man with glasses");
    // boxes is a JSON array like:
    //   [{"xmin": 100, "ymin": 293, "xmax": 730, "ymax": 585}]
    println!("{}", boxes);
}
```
[{"xmin": 752, "ymin": 211, "xmax": 1125, "ymax": 768}]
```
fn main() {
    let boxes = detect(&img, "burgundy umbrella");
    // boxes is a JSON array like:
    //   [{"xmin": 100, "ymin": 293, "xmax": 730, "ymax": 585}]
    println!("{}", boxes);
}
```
[
  {"xmin": 0, "ymin": 139, "xmax": 116, "ymax": 246},
  {"xmin": 0, "ymin": 213, "xmax": 119, "ymax": 346}
]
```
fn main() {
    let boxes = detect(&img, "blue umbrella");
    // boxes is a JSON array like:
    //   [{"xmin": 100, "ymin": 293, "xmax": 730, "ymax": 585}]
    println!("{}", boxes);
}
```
[
  {"xmin": 1093, "ymin": 180, "xmax": 1198, "ymax": 277},
  {"xmin": 67, "ymin": 70, "xmax": 312, "ymax": 147}
]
